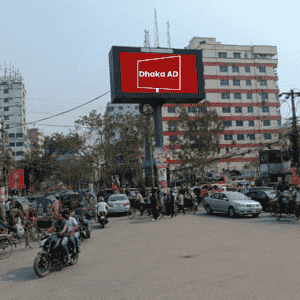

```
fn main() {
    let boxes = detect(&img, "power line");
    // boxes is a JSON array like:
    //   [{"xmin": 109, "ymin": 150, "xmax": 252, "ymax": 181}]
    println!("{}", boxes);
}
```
[{"xmin": 9, "ymin": 90, "xmax": 110, "ymax": 129}]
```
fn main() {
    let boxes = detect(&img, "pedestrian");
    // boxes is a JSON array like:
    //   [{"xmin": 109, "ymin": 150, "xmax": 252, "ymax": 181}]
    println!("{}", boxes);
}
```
[
  {"xmin": 136, "ymin": 190, "xmax": 145, "ymax": 217},
  {"xmin": 150, "ymin": 188, "xmax": 159, "ymax": 221},
  {"xmin": 146, "ymin": 190, "xmax": 152, "ymax": 216},
  {"xmin": 177, "ymin": 189, "xmax": 185, "ymax": 214},
  {"xmin": 169, "ymin": 189, "xmax": 176, "ymax": 218}
]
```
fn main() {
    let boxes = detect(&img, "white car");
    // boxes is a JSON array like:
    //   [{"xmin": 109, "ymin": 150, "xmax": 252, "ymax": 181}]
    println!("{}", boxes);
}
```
[
  {"xmin": 203, "ymin": 192, "xmax": 262, "ymax": 218},
  {"xmin": 107, "ymin": 194, "xmax": 130, "ymax": 215}
]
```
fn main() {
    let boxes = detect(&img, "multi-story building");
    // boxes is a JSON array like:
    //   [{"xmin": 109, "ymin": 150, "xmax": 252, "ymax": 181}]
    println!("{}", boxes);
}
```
[
  {"xmin": 163, "ymin": 37, "xmax": 281, "ymax": 179},
  {"xmin": 27, "ymin": 128, "xmax": 44, "ymax": 156},
  {"xmin": 0, "ymin": 71, "xmax": 28, "ymax": 162}
]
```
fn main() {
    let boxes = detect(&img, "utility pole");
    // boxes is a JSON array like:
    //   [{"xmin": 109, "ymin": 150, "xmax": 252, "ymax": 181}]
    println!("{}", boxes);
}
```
[{"xmin": 279, "ymin": 90, "xmax": 300, "ymax": 176}]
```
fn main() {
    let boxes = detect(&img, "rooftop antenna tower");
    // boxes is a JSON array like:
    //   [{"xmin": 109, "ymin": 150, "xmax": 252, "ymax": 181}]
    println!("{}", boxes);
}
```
[
  {"xmin": 4, "ymin": 63, "xmax": 7, "ymax": 78},
  {"xmin": 154, "ymin": 8, "xmax": 160, "ymax": 48},
  {"xmin": 144, "ymin": 30, "xmax": 151, "ymax": 48},
  {"xmin": 167, "ymin": 21, "xmax": 171, "ymax": 48}
]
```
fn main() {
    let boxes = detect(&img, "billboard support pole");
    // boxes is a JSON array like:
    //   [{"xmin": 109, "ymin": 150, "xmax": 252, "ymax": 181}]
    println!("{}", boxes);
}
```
[{"xmin": 153, "ymin": 104, "xmax": 169, "ymax": 195}]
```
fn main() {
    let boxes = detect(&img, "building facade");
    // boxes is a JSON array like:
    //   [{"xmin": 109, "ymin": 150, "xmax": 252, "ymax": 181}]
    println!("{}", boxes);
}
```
[
  {"xmin": 163, "ymin": 37, "xmax": 281, "ymax": 179},
  {"xmin": 27, "ymin": 128, "xmax": 43, "ymax": 156},
  {"xmin": 0, "ymin": 73, "xmax": 28, "ymax": 162}
]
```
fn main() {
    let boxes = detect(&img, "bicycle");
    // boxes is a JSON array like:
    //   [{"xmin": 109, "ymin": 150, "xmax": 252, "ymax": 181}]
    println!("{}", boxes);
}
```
[
  {"xmin": 126, "ymin": 201, "xmax": 150, "ymax": 220},
  {"xmin": 0, "ymin": 221, "xmax": 40, "ymax": 259}
]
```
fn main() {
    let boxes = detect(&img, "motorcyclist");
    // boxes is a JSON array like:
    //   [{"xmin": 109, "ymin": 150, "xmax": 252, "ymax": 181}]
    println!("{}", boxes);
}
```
[
  {"xmin": 74, "ymin": 201, "xmax": 92, "ymax": 238},
  {"xmin": 59, "ymin": 209, "xmax": 79, "ymax": 264},
  {"xmin": 70, "ymin": 213, "xmax": 81, "ymax": 252},
  {"xmin": 27, "ymin": 204, "xmax": 38, "ymax": 228},
  {"xmin": 96, "ymin": 198, "xmax": 113, "ymax": 223},
  {"xmin": 276, "ymin": 185, "xmax": 291, "ymax": 213}
]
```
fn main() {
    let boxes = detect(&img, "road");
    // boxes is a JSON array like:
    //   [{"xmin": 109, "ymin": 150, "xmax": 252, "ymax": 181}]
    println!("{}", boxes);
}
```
[{"xmin": 1, "ymin": 208, "xmax": 300, "ymax": 300}]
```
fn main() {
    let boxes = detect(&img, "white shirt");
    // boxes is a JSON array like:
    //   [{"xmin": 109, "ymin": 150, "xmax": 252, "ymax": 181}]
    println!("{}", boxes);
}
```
[
  {"xmin": 64, "ymin": 217, "xmax": 78, "ymax": 234},
  {"xmin": 97, "ymin": 202, "xmax": 109, "ymax": 214}
]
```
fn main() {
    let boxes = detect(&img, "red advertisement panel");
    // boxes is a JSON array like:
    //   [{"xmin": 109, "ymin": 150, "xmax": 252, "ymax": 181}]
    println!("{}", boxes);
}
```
[{"xmin": 120, "ymin": 52, "xmax": 198, "ymax": 94}]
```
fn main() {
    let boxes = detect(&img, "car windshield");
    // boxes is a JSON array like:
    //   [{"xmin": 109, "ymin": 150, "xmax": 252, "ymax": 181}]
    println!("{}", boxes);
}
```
[
  {"xmin": 109, "ymin": 195, "xmax": 127, "ymax": 201},
  {"xmin": 265, "ymin": 190, "xmax": 276, "ymax": 196},
  {"xmin": 128, "ymin": 191, "xmax": 136, "ymax": 196},
  {"xmin": 227, "ymin": 193, "xmax": 251, "ymax": 201}
]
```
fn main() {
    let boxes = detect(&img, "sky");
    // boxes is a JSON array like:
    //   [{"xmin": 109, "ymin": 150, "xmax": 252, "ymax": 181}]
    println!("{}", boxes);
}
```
[{"xmin": 1, "ymin": 0, "xmax": 300, "ymax": 137}]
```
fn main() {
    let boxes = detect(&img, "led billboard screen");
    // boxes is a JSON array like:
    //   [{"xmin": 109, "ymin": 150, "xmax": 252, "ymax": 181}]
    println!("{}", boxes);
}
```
[{"xmin": 109, "ymin": 46, "xmax": 205, "ymax": 104}]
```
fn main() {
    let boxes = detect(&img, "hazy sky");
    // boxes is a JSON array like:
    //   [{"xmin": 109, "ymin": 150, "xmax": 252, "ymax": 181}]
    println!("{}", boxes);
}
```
[{"xmin": 1, "ymin": 0, "xmax": 299, "ymax": 137}]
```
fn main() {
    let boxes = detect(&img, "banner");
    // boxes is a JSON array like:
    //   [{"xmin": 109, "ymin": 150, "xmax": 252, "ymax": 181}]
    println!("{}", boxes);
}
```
[
  {"xmin": 154, "ymin": 146, "xmax": 169, "ymax": 192},
  {"xmin": 0, "ymin": 187, "xmax": 5, "ymax": 202}
]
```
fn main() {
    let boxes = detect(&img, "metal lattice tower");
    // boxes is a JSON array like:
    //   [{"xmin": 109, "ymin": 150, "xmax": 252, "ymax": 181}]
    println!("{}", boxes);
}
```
[
  {"xmin": 167, "ymin": 21, "xmax": 171, "ymax": 48},
  {"xmin": 144, "ymin": 30, "xmax": 151, "ymax": 48},
  {"xmin": 154, "ymin": 8, "xmax": 160, "ymax": 47}
]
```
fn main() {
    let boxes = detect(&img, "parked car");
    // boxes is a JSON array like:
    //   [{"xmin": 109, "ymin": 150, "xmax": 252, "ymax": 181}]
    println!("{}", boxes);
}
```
[
  {"xmin": 107, "ymin": 194, "xmax": 130, "ymax": 215},
  {"xmin": 203, "ymin": 192, "xmax": 262, "ymax": 218},
  {"xmin": 245, "ymin": 190, "xmax": 277, "ymax": 211},
  {"xmin": 98, "ymin": 189, "xmax": 119, "ymax": 203}
]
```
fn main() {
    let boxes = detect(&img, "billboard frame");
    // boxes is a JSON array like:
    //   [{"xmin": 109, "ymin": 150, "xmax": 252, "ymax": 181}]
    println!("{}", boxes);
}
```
[{"xmin": 109, "ymin": 46, "xmax": 206, "ymax": 104}]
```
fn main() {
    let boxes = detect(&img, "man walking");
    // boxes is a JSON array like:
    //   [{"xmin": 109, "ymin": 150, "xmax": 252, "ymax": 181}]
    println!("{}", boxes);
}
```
[
  {"xmin": 136, "ymin": 190, "xmax": 145, "ymax": 217},
  {"xmin": 177, "ymin": 189, "xmax": 185, "ymax": 215}
]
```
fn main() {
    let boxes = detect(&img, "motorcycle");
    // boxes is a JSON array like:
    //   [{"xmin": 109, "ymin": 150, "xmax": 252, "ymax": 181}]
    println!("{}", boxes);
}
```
[
  {"xmin": 97, "ymin": 211, "xmax": 108, "ymax": 228},
  {"xmin": 78, "ymin": 221, "xmax": 91, "ymax": 240},
  {"xmin": 33, "ymin": 233, "xmax": 79, "ymax": 278}
]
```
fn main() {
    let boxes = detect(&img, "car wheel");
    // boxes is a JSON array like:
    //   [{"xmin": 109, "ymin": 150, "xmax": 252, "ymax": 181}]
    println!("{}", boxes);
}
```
[
  {"xmin": 228, "ymin": 207, "xmax": 236, "ymax": 218},
  {"xmin": 252, "ymin": 213, "xmax": 260, "ymax": 218},
  {"xmin": 206, "ymin": 205, "xmax": 213, "ymax": 215}
]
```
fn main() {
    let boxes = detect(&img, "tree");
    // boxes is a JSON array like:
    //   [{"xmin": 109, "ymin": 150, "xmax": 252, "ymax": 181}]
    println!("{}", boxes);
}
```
[{"xmin": 167, "ymin": 100, "xmax": 228, "ymax": 185}]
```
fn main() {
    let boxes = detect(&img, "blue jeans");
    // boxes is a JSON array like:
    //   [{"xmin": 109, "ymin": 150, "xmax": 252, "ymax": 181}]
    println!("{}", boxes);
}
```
[
  {"xmin": 74, "ymin": 231, "xmax": 80, "ymax": 251},
  {"xmin": 61, "ymin": 236, "xmax": 69, "ymax": 259},
  {"xmin": 83, "ymin": 219, "xmax": 91, "ymax": 232}
]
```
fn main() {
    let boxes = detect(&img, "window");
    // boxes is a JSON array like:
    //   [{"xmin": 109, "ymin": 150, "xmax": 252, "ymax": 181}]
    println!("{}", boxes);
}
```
[
  {"xmin": 261, "ymin": 93, "xmax": 268, "ymax": 100},
  {"xmin": 4, "ymin": 89, "xmax": 8, "ymax": 93},
  {"xmin": 221, "ymin": 93, "xmax": 230, "ymax": 99},
  {"xmin": 110, "ymin": 115, "xmax": 115, "ymax": 119},
  {"xmin": 107, "ymin": 107, "xmax": 114, "ymax": 112},
  {"xmin": 4, "ymin": 107, "xmax": 9, "ymax": 111},
  {"xmin": 128, "ymin": 150, "xmax": 135, "ymax": 155},
  {"xmin": 220, "ymin": 80, "xmax": 229, "ymax": 86},
  {"xmin": 261, "ymin": 107, "xmax": 269, "ymax": 113},
  {"xmin": 9, "ymin": 133, "xmax": 15, "ymax": 138},
  {"xmin": 169, "ymin": 136, "xmax": 177, "ymax": 141},
  {"xmin": 265, "ymin": 133, "xmax": 272, "ymax": 140},
  {"xmin": 236, "ymin": 120, "xmax": 244, "ymax": 127},
  {"xmin": 135, "ymin": 115, "xmax": 138, "ymax": 119},
  {"xmin": 12, "ymin": 152, "xmax": 15, "ymax": 156},
  {"xmin": 244, "ymin": 53, "xmax": 248, "ymax": 58},
  {"xmin": 16, "ymin": 133, "xmax": 23, "ymax": 138},
  {"xmin": 237, "ymin": 134, "xmax": 245, "ymax": 140},
  {"xmin": 249, "ymin": 134, "xmax": 255, "ymax": 140},
  {"xmin": 4, "ymin": 116, "xmax": 9, "ymax": 120},
  {"xmin": 279, "ymin": 133, "xmax": 282, "ymax": 139},
  {"xmin": 233, "ymin": 53, "xmax": 241, "ymax": 59},
  {"xmin": 16, "ymin": 142, "xmax": 23, "ymax": 147},
  {"xmin": 247, "ymin": 93, "xmax": 253, "ymax": 100},
  {"xmin": 249, "ymin": 120, "xmax": 254, "ymax": 127},
  {"xmin": 245, "ymin": 67, "xmax": 250, "ymax": 73},
  {"xmin": 129, "ymin": 160, "xmax": 136, "ymax": 166},
  {"xmin": 169, "ymin": 124, "xmax": 177, "ymax": 131},
  {"xmin": 135, "ymin": 106, "xmax": 138, "ymax": 110},
  {"xmin": 277, "ymin": 120, "xmax": 281, "ymax": 126},
  {"xmin": 246, "ymin": 80, "xmax": 251, "ymax": 86},
  {"xmin": 198, "ymin": 107, "xmax": 207, "ymax": 112},
  {"xmin": 248, "ymin": 107, "xmax": 253, "ymax": 113},
  {"xmin": 224, "ymin": 121, "xmax": 232, "ymax": 127},
  {"xmin": 232, "ymin": 66, "xmax": 239, "ymax": 73},
  {"xmin": 119, "ymin": 115, "xmax": 123, "ymax": 119},
  {"xmin": 168, "ymin": 107, "xmax": 175, "ymax": 113},
  {"xmin": 189, "ymin": 135, "xmax": 197, "ymax": 141},
  {"xmin": 6, "ymin": 125, "xmax": 9, "ymax": 129},
  {"xmin": 218, "ymin": 52, "xmax": 227, "ymax": 58},
  {"xmin": 263, "ymin": 120, "xmax": 271, "ymax": 126},
  {"xmin": 259, "ymin": 67, "xmax": 266, "ymax": 73},
  {"xmin": 219, "ymin": 66, "xmax": 228, "ymax": 72},
  {"xmin": 260, "ymin": 80, "xmax": 267, "ymax": 86},
  {"xmin": 226, "ymin": 148, "xmax": 230, "ymax": 153},
  {"xmin": 233, "ymin": 80, "xmax": 240, "ymax": 86},
  {"xmin": 234, "ymin": 93, "xmax": 241, "ymax": 99},
  {"xmin": 119, "ymin": 106, "xmax": 123, "ymax": 110},
  {"xmin": 9, "ymin": 142, "xmax": 15, "ymax": 147},
  {"xmin": 16, "ymin": 151, "xmax": 24, "ymax": 156},
  {"xmin": 235, "ymin": 107, "xmax": 242, "ymax": 113},
  {"xmin": 258, "ymin": 54, "xmax": 267, "ymax": 59},
  {"xmin": 222, "ymin": 107, "xmax": 231, "ymax": 113},
  {"xmin": 4, "ymin": 98, "xmax": 9, "ymax": 102},
  {"xmin": 224, "ymin": 135, "xmax": 233, "ymax": 141},
  {"xmin": 188, "ymin": 107, "xmax": 195, "ymax": 113}
]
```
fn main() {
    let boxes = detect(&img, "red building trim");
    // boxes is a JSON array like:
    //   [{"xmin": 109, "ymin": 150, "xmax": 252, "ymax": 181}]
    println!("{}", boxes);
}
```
[
  {"xmin": 203, "ymin": 75, "xmax": 278, "ymax": 81},
  {"xmin": 164, "ymin": 129, "xmax": 281, "ymax": 135},
  {"xmin": 163, "ymin": 102, "xmax": 280, "ymax": 107},
  {"xmin": 203, "ymin": 62, "xmax": 277, "ymax": 68},
  {"xmin": 163, "ymin": 116, "xmax": 281, "ymax": 121}
]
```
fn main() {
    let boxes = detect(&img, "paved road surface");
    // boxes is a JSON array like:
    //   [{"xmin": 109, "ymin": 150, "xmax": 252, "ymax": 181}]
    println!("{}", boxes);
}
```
[{"xmin": 1, "ymin": 208, "xmax": 300, "ymax": 300}]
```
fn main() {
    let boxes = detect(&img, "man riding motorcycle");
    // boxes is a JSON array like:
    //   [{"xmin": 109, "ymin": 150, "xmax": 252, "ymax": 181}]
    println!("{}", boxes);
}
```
[
  {"xmin": 96, "ymin": 198, "xmax": 112, "ymax": 223},
  {"xmin": 74, "ymin": 202, "xmax": 92, "ymax": 238},
  {"xmin": 58, "ymin": 209, "xmax": 78, "ymax": 264}
]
